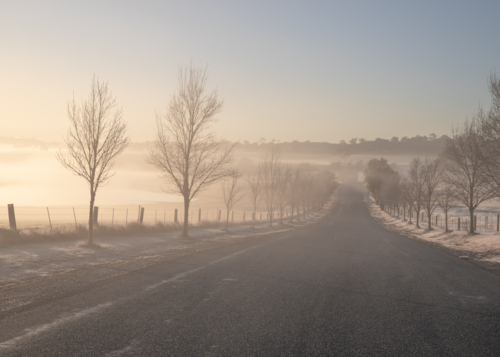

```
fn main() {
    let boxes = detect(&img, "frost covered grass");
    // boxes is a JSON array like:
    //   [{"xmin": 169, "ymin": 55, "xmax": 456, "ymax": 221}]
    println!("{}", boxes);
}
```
[
  {"xmin": 0, "ymin": 219, "xmax": 259, "ymax": 247},
  {"xmin": 367, "ymin": 199, "xmax": 500, "ymax": 265}
]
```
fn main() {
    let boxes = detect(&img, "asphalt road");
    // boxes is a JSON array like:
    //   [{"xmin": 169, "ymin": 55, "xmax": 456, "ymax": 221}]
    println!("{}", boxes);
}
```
[{"xmin": 1, "ymin": 183, "xmax": 500, "ymax": 356}]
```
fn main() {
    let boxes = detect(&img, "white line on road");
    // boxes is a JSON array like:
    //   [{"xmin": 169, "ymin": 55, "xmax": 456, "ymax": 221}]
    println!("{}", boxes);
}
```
[
  {"xmin": 0, "ymin": 302, "xmax": 114, "ymax": 350},
  {"xmin": 0, "ymin": 243, "xmax": 265, "ymax": 351},
  {"xmin": 145, "ymin": 244, "xmax": 260, "ymax": 291}
]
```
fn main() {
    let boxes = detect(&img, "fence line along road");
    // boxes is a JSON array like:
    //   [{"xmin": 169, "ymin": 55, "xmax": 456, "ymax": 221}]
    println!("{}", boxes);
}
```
[
  {"xmin": 384, "ymin": 206, "xmax": 500, "ymax": 232},
  {"xmin": 2, "ymin": 204, "xmax": 300, "ymax": 231}
]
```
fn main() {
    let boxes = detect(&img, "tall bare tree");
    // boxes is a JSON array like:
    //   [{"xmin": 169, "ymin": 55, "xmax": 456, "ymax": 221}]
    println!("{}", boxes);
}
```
[
  {"xmin": 259, "ymin": 144, "xmax": 281, "ymax": 226},
  {"xmin": 57, "ymin": 77, "xmax": 129, "ymax": 245},
  {"xmin": 245, "ymin": 171, "xmax": 263, "ymax": 228},
  {"xmin": 287, "ymin": 168, "xmax": 303, "ymax": 221},
  {"xmin": 399, "ymin": 174, "xmax": 411, "ymax": 221},
  {"xmin": 437, "ymin": 181, "xmax": 458, "ymax": 232},
  {"xmin": 148, "ymin": 62, "xmax": 234, "ymax": 237},
  {"xmin": 275, "ymin": 164, "xmax": 291, "ymax": 223},
  {"xmin": 408, "ymin": 158, "xmax": 425, "ymax": 228},
  {"xmin": 480, "ymin": 72, "xmax": 500, "ymax": 194},
  {"xmin": 381, "ymin": 173, "xmax": 402, "ymax": 217},
  {"xmin": 299, "ymin": 172, "xmax": 314, "ymax": 218},
  {"xmin": 443, "ymin": 118, "xmax": 495, "ymax": 234},
  {"xmin": 421, "ymin": 158, "xmax": 444, "ymax": 230},
  {"xmin": 221, "ymin": 171, "xmax": 245, "ymax": 231}
]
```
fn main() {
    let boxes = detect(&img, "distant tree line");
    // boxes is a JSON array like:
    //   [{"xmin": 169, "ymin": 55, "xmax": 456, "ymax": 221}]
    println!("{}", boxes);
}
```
[
  {"xmin": 365, "ymin": 72, "xmax": 500, "ymax": 235},
  {"xmin": 0, "ymin": 132, "xmax": 448, "ymax": 157},
  {"xmin": 234, "ymin": 134, "xmax": 448, "ymax": 156}
]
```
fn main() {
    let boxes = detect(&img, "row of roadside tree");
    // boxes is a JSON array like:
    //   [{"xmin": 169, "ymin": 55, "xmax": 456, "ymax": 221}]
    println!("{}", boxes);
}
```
[
  {"xmin": 365, "ymin": 72, "xmax": 500, "ymax": 235},
  {"xmin": 230, "ymin": 145, "xmax": 339, "ymax": 232},
  {"xmin": 57, "ymin": 61, "xmax": 339, "ymax": 245}
]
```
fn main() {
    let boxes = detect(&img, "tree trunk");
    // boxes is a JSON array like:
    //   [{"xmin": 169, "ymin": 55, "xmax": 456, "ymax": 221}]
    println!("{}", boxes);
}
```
[
  {"xmin": 252, "ymin": 208, "xmax": 256, "ymax": 228},
  {"xmin": 88, "ymin": 191, "xmax": 95, "ymax": 245},
  {"xmin": 427, "ymin": 212, "xmax": 432, "ymax": 230},
  {"xmin": 445, "ymin": 212, "xmax": 449, "ymax": 232},
  {"xmin": 225, "ymin": 210, "xmax": 230, "ymax": 231},
  {"xmin": 469, "ymin": 207, "xmax": 474, "ymax": 235},
  {"xmin": 182, "ymin": 196, "xmax": 190, "ymax": 237},
  {"xmin": 416, "ymin": 208, "xmax": 420, "ymax": 228},
  {"xmin": 408, "ymin": 207, "xmax": 412, "ymax": 224}
]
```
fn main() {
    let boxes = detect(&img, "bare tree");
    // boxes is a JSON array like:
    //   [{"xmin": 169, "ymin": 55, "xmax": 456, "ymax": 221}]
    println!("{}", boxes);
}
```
[
  {"xmin": 437, "ymin": 181, "xmax": 458, "ymax": 232},
  {"xmin": 275, "ymin": 164, "xmax": 291, "ymax": 224},
  {"xmin": 221, "ymin": 171, "xmax": 245, "ymax": 231},
  {"xmin": 260, "ymin": 144, "xmax": 281, "ymax": 226},
  {"xmin": 480, "ymin": 72, "xmax": 500, "ymax": 194},
  {"xmin": 443, "ymin": 118, "xmax": 495, "ymax": 234},
  {"xmin": 288, "ymin": 168, "xmax": 303, "ymax": 221},
  {"xmin": 421, "ymin": 158, "xmax": 444, "ymax": 230},
  {"xmin": 399, "ymin": 174, "xmax": 411, "ymax": 221},
  {"xmin": 57, "ymin": 77, "xmax": 129, "ymax": 245},
  {"xmin": 381, "ymin": 173, "xmax": 402, "ymax": 217},
  {"xmin": 148, "ymin": 62, "xmax": 234, "ymax": 237},
  {"xmin": 245, "ymin": 171, "xmax": 263, "ymax": 228},
  {"xmin": 299, "ymin": 172, "xmax": 314, "ymax": 218},
  {"xmin": 408, "ymin": 158, "xmax": 425, "ymax": 228}
]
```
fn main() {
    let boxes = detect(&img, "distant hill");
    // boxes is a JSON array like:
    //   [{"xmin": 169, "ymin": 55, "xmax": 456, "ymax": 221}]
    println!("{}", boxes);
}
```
[
  {"xmin": 0, "ymin": 134, "xmax": 448, "ymax": 156},
  {"xmin": 233, "ymin": 134, "xmax": 448, "ymax": 156}
]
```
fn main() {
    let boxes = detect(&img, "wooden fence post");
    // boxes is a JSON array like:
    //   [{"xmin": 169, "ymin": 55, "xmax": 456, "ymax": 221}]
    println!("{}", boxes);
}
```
[
  {"xmin": 73, "ymin": 207, "xmax": 77, "ymax": 229},
  {"xmin": 139, "ymin": 207, "xmax": 144, "ymax": 224},
  {"xmin": 8, "ymin": 204, "xmax": 17, "ymax": 230},
  {"xmin": 46, "ymin": 207, "xmax": 52, "ymax": 231},
  {"xmin": 93, "ymin": 206, "xmax": 99, "ymax": 226}
]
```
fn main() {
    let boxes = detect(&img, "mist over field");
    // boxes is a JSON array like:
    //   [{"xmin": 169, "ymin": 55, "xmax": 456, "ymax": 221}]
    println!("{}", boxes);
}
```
[{"xmin": 0, "ymin": 135, "xmax": 440, "ymax": 208}]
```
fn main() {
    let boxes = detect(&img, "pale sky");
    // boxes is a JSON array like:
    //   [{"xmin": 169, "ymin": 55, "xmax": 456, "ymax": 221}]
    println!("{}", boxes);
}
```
[{"xmin": 2, "ymin": 0, "xmax": 500, "ymax": 144}]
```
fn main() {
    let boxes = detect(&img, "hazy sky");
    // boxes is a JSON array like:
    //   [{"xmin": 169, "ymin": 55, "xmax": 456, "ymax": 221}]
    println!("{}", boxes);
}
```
[{"xmin": 2, "ymin": 0, "xmax": 500, "ymax": 144}]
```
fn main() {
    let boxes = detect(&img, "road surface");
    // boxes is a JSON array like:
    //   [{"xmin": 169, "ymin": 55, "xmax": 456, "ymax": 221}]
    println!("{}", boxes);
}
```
[{"xmin": 1, "ymin": 183, "xmax": 500, "ymax": 356}]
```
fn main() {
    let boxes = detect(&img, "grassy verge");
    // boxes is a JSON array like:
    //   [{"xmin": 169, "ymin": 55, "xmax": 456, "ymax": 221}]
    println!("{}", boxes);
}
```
[{"xmin": 0, "ymin": 219, "xmax": 263, "ymax": 247}]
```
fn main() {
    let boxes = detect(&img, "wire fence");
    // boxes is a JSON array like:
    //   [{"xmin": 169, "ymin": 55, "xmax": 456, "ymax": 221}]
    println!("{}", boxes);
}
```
[
  {"xmin": 386, "ymin": 208, "xmax": 500, "ymax": 232},
  {"xmin": 0, "ymin": 204, "xmax": 296, "ymax": 231}
]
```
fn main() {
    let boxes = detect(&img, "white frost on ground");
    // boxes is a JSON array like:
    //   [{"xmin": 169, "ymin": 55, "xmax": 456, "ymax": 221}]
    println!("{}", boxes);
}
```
[
  {"xmin": 0, "ymin": 204, "xmax": 333, "ymax": 284},
  {"xmin": 367, "ymin": 198, "xmax": 500, "ymax": 265}
]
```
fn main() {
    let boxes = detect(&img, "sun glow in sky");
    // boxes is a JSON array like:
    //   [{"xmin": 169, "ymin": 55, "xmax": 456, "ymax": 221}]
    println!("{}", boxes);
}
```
[{"xmin": 2, "ymin": 0, "xmax": 500, "ymax": 144}]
